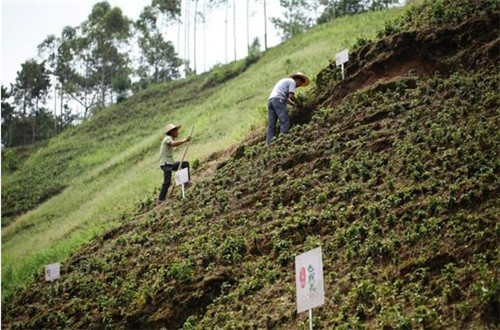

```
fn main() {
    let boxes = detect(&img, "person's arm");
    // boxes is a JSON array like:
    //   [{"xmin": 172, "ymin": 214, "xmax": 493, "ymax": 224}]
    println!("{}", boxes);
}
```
[
  {"xmin": 287, "ymin": 79, "xmax": 297, "ymax": 106},
  {"xmin": 170, "ymin": 135, "xmax": 192, "ymax": 147},
  {"xmin": 287, "ymin": 92, "xmax": 297, "ymax": 106}
]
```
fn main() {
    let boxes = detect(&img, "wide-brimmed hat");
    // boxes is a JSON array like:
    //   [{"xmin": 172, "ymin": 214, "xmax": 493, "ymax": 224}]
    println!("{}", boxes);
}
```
[
  {"xmin": 165, "ymin": 123, "xmax": 181, "ymax": 134},
  {"xmin": 289, "ymin": 72, "xmax": 310, "ymax": 87}
]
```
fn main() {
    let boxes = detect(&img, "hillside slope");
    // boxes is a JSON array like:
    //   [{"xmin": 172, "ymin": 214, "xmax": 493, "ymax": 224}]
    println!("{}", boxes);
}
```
[
  {"xmin": 3, "ymin": 0, "xmax": 500, "ymax": 328},
  {"xmin": 1, "ymin": 8, "xmax": 404, "ymax": 299}
]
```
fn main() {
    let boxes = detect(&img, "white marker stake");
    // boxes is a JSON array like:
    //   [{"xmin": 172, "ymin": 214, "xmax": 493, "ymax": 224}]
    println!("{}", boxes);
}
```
[
  {"xmin": 175, "ymin": 168, "xmax": 190, "ymax": 199},
  {"xmin": 309, "ymin": 309, "xmax": 313, "ymax": 330},
  {"xmin": 45, "ymin": 263, "xmax": 60, "ymax": 282},
  {"xmin": 335, "ymin": 49, "xmax": 349, "ymax": 80},
  {"xmin": 296, "ymin": 247, "xmax": 325, "ymax": 329}
]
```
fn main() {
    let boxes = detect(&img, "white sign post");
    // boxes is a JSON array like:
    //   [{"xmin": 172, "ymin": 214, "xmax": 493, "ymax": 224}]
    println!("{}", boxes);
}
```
[
  {"xmin": 335, "ymin": 49, "xmax": 349, "ymax": 80},
  {"xmin": 45, "ymin": 263, "xmax": 60, "ymax": 282},
  {"xmin": 295, "ymin": 247, "xmax": 325, "ymax": 329},
  {"xmin": 175, "ymin": 167, "xmax": 190, "ymax": 198}
]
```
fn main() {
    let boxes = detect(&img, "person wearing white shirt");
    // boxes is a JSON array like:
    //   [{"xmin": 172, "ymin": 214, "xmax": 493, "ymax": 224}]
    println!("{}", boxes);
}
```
[{"xmin": 267, "ymin": 72, "xmax": 310, "ymax": 144}]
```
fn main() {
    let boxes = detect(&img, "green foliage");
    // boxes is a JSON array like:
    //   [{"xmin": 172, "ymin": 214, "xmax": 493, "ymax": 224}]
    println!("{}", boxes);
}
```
[
  {"xmin": 245, "ymin": 37, "xmax": 262, "ymax": 68},
  {"xmin": 2, "ymin": 7, "xmax": 402, "ymax": 300},
  {"xmin": 386, "ymin": 0, "xmax": 500, "ymax": 36},
  {"xmin": 202, "ymin": 40, "xmax": 262, "ymax": 89},
  {"xmin": 11, "ymin": 7, "xmax": 492, "ymax": 328},
  {"xmin": 202, "ymin": 61, "xmax": 247, "ymax": 88},
  {"xmin": 3, "ymin": 1, "xmax": 500, "ymax": 327},
  {"xmin": 272, "ymin": 0, "xmax": 314, "ymax": 40}
]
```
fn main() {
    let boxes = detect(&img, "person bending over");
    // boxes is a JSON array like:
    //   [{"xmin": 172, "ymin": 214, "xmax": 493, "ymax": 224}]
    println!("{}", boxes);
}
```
[{"xmin": 267, "ymin": 72, "xmax": 310, "ymax": 144}]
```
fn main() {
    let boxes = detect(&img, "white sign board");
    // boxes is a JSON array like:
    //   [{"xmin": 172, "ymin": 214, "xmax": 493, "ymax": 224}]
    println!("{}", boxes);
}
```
[
  {"xmin": 335, "ymin": 49, "xmax": 349, "ymax": 66},
  {"xmin": 295, "ymin": 247, "xmax": 325, "ymax": 314},
  {"xmin": 45, "ymin": 263, "xmax": 60, "ymax": 282},
  {"xmin": 175, "ymin": 168, "xmax": 190, "ymax": 185}
]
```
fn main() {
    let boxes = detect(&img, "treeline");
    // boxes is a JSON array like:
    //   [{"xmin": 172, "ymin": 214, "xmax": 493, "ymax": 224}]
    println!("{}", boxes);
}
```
[{"xmin": 1, "ymin": 0, "xmax": 398, "ymax": 148}]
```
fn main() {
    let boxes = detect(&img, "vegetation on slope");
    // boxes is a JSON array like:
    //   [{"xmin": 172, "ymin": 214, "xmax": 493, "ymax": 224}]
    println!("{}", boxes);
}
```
[
  {"xmin": 1, "ymin": 9, "xmax": 404, "ymax": 299},
  {"xmin": 3, "ymin": 0, "xmax": 499, "ymax": 328}
]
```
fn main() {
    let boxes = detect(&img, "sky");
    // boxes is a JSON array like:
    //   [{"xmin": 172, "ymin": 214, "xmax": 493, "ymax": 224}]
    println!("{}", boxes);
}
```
[{"xmin": 1, "ymin": 0, "xmax": 283, "ymax": 88}]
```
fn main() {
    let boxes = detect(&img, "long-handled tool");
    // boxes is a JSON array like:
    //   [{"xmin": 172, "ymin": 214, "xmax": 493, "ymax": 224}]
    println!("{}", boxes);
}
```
[{"xmin": 169, "ymin": 126, "xmax": 195, "ymax": 198}]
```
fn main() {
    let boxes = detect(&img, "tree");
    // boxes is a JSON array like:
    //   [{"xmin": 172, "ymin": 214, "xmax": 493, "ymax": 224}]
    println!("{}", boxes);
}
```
[
  {"xmin": 81, "ymin": 1, "xmax": 131, "ymax": 109},
  {"xmin": 193, "ymin": 0, "xmax": 199, "ymax": 74},
  {"xmin": 271, "ymin": 0, "xmax": 313, "ymax": 40},
  {"xmin": 152, "ymin": 0, "xmax": 182, "ymax": 19},
  {"xmin": 135, "ymin": 4, "xmax": 182, "ymax": 87},
  {"xmin": 317, "ymin": 0, "xmax": 366, "ymax": 23},
  {"xmin": 58, "ymin": 104, "xmax": 79, "ymax": 130},
  {"xmin": 369, "ymin": 0, "xmax": 399, "ymax": 11},
  {"xmin": 233, "ymin": 0, "xmax": 237, "ymax": 61},
  {"xmin": 12, "ymin": 59, "xmax": 51, "ymax": 143},
  {"xmin": 38, "ymin": 27, "xmax": 78, "ymax": 129},
  {"xmin": 40, "ymin": 3, "xmax": 132, "ymax": 119},
  {"xmin": 1, "ymin": 85, "xmax": 16, "ymax": 146},
  {"xmin": 263, "ymin": 0, "xmax": 268, "ymax": 50}
]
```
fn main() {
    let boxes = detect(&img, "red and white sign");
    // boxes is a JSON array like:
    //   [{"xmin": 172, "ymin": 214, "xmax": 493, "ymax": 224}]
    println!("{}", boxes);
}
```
[{"xmin": 295, "ymin": 247, "xmax": 325, "ymax": 313}]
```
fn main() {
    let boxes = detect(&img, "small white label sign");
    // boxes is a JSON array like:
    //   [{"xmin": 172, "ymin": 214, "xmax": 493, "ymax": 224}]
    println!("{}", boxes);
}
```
[
  {"xmin": 45, "ymin": 263, "xmax": 60, "ymax": 282},
  {"xmin": 175, "ymin": 168, "xmax": 190, "ymax": 185},
  {"xmin": 295, "ymin": 247, "xmax": 325, "ymax": 313},
  {"xmin": 335, "ymin": 49, "xmax": 349, "ymax": 66}
]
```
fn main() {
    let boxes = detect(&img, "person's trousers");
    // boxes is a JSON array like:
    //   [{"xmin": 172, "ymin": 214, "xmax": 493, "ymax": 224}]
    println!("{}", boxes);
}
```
[
  {"xmin": 158, "ymin": 161, "xmax": 190, "ymax": 201},
  {"xmin": 267, "ymin": 97, "xmax": 289, "ymax": 144}
]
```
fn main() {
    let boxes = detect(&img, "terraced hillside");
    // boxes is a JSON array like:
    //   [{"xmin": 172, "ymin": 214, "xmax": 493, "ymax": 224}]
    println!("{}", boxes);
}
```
[
  {"xmin": 3, "ymin": 0, "xmax": 499, "ymax": 328},
  {"xmin": 2, "ymin": 8, "xmax": 404, "ymax": 299}
]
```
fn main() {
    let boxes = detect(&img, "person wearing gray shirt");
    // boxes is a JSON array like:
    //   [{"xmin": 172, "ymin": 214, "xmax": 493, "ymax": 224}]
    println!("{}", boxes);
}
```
[{"xmin": 267, "ymin": 72, "xmax": 310, "ymax": 144}]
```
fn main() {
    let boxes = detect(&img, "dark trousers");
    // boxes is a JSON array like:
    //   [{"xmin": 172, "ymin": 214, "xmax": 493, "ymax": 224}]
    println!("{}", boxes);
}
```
[{"xmin": 158, "ymin": 161, "xmax": 190, "ymax": 201}]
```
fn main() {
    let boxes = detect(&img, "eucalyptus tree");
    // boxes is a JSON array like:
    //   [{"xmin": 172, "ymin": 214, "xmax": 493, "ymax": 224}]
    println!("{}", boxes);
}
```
[
  {"xmin": 193, "ymin": 0, "xmax": 199, "ymax": 73},
  {"xmin": 259, "ymin": 0, "xmax": 268, "ymax": 50},
  {"xmin": 233, "ymin": 0, "xmax": 236, "ymax": 61},
  {"xmin": 80, "ymin": 1, "xmax": 131, "ymax": 109},
  {"xmin": 135, "ymin": 3, "xmax": 182, "ymax": 87},
  {"xmin": 38, "ymin": 26, "xmax": 78, "ymax": 126},
  {"xmin": 12, "ymin": 59, "xmax": 51, "ymax": 143},
  {"xmin": 1, "ymin": 85, "xmax": 16, "ymax": 146},
  {"xmin": 271, "ymin": 0, "xmax": 313, "ymax": 40}
]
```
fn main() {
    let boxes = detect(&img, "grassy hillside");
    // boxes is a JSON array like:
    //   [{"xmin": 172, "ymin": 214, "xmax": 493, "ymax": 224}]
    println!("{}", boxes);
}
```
[
  {"xmin": 3, "ymin": 0, "xmax": 499, "ymax": 328},
  {"xmin": 1, "ymin": 8, "xmax": 405, "ymax": 299}
]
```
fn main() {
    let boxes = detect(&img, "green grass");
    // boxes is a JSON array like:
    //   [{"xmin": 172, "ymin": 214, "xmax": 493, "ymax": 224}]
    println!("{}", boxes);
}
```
[{"xmin": 1, "ymin": 8, "xmax": 405, "ymax": 299}]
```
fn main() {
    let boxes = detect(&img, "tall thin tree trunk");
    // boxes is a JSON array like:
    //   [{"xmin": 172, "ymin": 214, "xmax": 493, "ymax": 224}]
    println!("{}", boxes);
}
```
[
  {"xmin": 184, "ymin": 0, "xmax": 189, "ymax": 70},
  {"xmin": 264, "ymin": 0, "xmax": 268, "ymax": 50},
  {"xmin": 32, "ymin": 99, "xmax": 38, "ymax": 144},
  {"xmin": 60, "ymin": 86, "xmax": 63, "ymax": 128},
  {"xmin": 177, "ymin": 14, "xmax": 182, "ymax": 59},
  {"xmin": 247, "ymin": 0, "xmax": 250, "ymax": 55},
  {"xmin": 54, "ymin": 83, "xmax": 57, "ymax": 133},
  {"xmin": 23, "ymin": 91, "xmax": 27, "ymax": 116},
  {"xmin": 194, "ymin": 0, "xmax": 198, "ymax": 74},
  {"xmin": 101, "ymin": 65, "xmax": 106, "ymax": 110},
  {"xmin": 225, "ymin": 0, "xmax": 229, "ymax": 64},
  {"xmin": 203, "ymin": 1, "xmax": 206, "ymax": 72},
  {"xmin": 186, "ymin": 0, "xmax": 190, "ymax": 71},
  {"xmin": 233, "ymin": 0, "xmax": 236, "ymax": 61}
]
